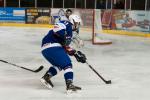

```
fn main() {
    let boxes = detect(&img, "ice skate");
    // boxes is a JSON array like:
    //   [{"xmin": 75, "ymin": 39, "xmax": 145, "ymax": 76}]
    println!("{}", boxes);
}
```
[
  {"xmin": 66, "ymin": 80, "xmax": 81, "ymax": 94},
  {"xmin": 41, "ymin": 71, "xmax": 54, "ymax": 89}
]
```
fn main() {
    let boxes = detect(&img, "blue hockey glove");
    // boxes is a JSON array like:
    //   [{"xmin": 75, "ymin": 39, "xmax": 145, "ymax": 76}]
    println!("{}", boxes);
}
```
[{"xmin": 74, "ymin": 51, "xmax": 86, "ymax": 63}]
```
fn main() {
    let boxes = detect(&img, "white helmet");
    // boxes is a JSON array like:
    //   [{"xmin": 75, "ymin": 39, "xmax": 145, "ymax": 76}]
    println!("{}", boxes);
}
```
[
  {"xmin": 69, "ymin": 14, "xmax": 81, "ymax": 25},
  {"xmin": 53, "ymin": 22, "xmax": 66, "ymax": 32}
]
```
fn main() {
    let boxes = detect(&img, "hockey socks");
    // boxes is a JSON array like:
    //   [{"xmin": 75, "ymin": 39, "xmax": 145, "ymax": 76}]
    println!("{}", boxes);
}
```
[
  {"xmin": 64, "ymin": 67, "xmax": 73, "ymax": 81},
  {"xmin": 64, "ymin": 67, "xmax": 81, "ymax": 93}
]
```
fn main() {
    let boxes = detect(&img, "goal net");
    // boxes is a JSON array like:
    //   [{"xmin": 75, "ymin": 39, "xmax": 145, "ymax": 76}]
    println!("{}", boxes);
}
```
[{"xmin": 73, "ymin": 9, "xmax": 112, "ymax": 45}]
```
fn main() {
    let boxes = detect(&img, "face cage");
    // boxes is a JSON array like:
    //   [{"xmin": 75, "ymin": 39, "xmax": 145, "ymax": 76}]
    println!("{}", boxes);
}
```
[{"xmin": 72, "ymin": 19, "xmax": 80, "ymax": 32}]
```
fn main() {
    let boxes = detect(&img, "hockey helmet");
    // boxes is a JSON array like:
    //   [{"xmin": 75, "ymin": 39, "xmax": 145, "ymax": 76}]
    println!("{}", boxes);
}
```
[{"xmin": 69, "ymin": 14, "xmax": 81, "ymax": 25}]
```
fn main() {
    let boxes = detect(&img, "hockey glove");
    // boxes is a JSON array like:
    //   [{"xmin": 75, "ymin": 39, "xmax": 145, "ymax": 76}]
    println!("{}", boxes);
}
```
[
  {"xmin": 63, "ymin": 46, "xmax": 76, "ymax": 56},
  {"xmin": 74, "ymin": 51, "xmax": 87, "ymax": 63}
]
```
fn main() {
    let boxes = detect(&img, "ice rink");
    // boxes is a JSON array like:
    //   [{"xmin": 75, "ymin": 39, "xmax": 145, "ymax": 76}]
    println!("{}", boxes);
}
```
[{"xmin": 0, "ymin": 26, "xmax": 150, "ymax": 100}]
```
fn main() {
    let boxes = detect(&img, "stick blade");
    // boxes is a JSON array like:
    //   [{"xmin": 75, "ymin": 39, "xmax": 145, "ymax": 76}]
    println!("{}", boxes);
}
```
[
  {"xmin": 105, "ymin": 80, "xmax": 112, "ymax": 84},
  {"xmin": 34, "ymin": 65, "xmax": 44, "ymax": 72}
]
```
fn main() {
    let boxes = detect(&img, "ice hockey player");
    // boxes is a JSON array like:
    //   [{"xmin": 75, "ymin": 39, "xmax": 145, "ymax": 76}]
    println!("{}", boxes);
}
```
[
  {"xmin": 65, "ymin": 9, "xmax": 73, "ymax": 19},
  {"xmin": 40, "ymin": 20, "xmax": 87, "ymax": 93},
  {"xmin": 59, "ymin": 9, "xmax": 72, "ymax": 21},
  {"xmin": 57, "ymin": 9, "xmax": 83, "ymax": 50},
  {"xmin": 69, "ymin": 14, "xmax": 84, "ymax": 48}
]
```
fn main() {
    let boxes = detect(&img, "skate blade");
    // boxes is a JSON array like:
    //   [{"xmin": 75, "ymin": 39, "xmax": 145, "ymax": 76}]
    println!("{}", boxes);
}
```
[
  {"xmin": 66, "ymin": 90, "xmax": 77, "ymax": 94},
  {"xmin": 66, "ymin": 89, "xmax": 81, "ymax": 94},
  {"xmin": 40, "ymin": 78, "xmax": 53, "ymax": 89}
]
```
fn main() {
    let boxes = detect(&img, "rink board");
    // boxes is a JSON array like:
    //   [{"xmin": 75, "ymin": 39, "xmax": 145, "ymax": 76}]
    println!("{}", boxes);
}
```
[{"xmin": 0, "ymin": 23, "xmax": 150, "ymax": 38}]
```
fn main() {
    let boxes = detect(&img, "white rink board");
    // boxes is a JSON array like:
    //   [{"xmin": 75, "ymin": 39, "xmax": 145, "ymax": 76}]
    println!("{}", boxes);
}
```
[{"xmin": 0, "ymin": 26, "xmax": 150, "ymax": 100}]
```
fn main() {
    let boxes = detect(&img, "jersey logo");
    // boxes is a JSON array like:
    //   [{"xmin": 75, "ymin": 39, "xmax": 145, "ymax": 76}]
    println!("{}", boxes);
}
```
[{"xmin": 53, "ymin": 23, "xmax": 66, "ymax": 32}]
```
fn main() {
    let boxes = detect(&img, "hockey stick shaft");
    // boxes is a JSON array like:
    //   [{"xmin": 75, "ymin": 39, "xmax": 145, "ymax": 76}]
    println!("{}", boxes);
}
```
[
  {"xmin": 86, "ymin": 62, "xmax": 111, "ymax": 84},
  {"xmin": 0, "ymin": 59, "xmax": 43, "ymax": 73}
]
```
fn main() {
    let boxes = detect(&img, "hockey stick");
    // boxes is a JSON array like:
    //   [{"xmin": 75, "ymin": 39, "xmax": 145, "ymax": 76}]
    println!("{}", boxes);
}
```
[
  {"xmin": 86, "ymin": 62, "xmax": 111, "ymax": 84},
  {"xmin": 0, "ymin": 59, "xmax": 44, "ymax": 73}
]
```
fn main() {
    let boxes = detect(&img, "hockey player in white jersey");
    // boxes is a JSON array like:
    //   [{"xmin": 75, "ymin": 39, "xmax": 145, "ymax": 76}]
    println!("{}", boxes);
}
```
[
  {"xmin": 40, "ymin": 20, "xmax": 86, "ymax": 93},
  {"xmin": 69, "ymin": 14, "xmax": 84, "ymax": 48},
  {"xmin": 59, "ymin": 9, "xmax": 72, "ymax": 21}
]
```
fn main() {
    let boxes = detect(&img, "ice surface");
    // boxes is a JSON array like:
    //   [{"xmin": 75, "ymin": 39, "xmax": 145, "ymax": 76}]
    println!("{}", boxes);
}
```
[{"xmin": 0, "ymin": 26, "xmax": 150, "ymax": 100}]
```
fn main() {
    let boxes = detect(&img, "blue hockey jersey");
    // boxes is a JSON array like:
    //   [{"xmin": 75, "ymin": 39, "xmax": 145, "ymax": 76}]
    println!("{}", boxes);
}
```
[{"xmin": 41, "ymin": 21, "xmax": 73, "ymax": 47}]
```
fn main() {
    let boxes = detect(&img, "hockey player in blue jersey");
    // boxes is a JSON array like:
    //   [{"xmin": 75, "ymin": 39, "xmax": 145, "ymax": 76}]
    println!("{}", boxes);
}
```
[{"xmin": 40, "ymin": 19, "xmax": 86, "ymax": 92}]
